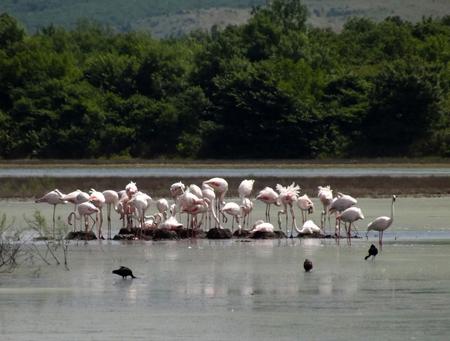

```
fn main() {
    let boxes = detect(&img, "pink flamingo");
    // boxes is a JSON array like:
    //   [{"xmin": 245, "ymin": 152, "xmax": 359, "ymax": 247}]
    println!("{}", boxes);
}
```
[
  {"xmin": 203, "ymin": 177, "xmax": 228, "ymax": 222},
  {"xmin": 318, "ymin": 185, "xmax": 333, "ymax": 231},
  {"xmin": 220, "ymin": 201, "xmax": 242, "ymax": 234},
  {"xmin": 337, "ymin": 206, "xmax": 364, "ymax": 244},
  {"xmin": 297, "ymin": 194, "xmax": 314, "ymax": 224},
  {"xmin": 35, "ymin": 189, "xmax": 67, "ymax": 238},
  {"xmin": 102, "ymin": 190, "xmax": 119, "ymax": 239},
  {"xmin": 89, "ymin": 189, "xmax": 106, "ymax": 239},
  {"xmin": 329, "ymin": 192, "xmax": 357, "ymax": 238},
  {"xmin": 240, "ymin": 197, "xmax": 254, "ymax": 229},
  {"xmin": 238, "ymin": 179, "xmax": 255, "ymax": 199},
  {"xmin": 61, "ymin": 189, "xmax": 89, "ymax": 231},
  {"xmin": 68, "ymin": 201, "xmax": 100, "ymax": 237},
  {"xmin": 276, "ymin": 182, "xmax": 300, "ymax": 238},
  {"xmin": 256, "ymin": 186, "xmax": 280, "ymax": 222},
  {"xmin": 367, "ymin": 195, "xmax": 396, "ymax": 248}
]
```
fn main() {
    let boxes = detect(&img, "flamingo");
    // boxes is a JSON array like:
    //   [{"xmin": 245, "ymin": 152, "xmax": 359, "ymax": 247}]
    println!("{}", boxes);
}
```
[
  {"xmin": 35, "ymin": 189, "xmax": 67, "ymax": 238},
  {"xmin": 61, "ymin": 189, "xmax": 89, "ymax": 231},
  {"xmin": 156, "ymin": 198, "xmax": 170, "ymax": 220},
  {"xmin": 89, "ymin": 189, "xmax": 106, "ymax": 239},
  {"xmin": 102, "ymin": 190, "xmax": 119, "ymax": 239},
  {"xmin": 329, "ymin": 192, "xmax": 357, "ymax": 237},
  {"xmin": 220, "ymin": 202, "xmax": 242, "ymax": 234},
  {"xmin": 367, "ymin": 195, "xmax": 396, "ymax": 248},
  {"xmin": 182, "ymin": 199, "xmax": 211, "ymax": 235},
  {"xmin": 203, "ymin": 177, "xmax": 228, "ymax": 222},
  {"xmin": 256, "ymin": 186, "xmax": 280, "ymax": 222},
  {"xmin": 170, "ymin": 181, "xmax": 187, "ymax": 223},
  {"xmin": 121, "ymin": 182, "xmax": 138, "ymax": 229},
  {"xmin": 240, "ymin": 197, "xmax": 254, "ymax": 229},
  {"xmin": 295, "ymin": 219, "xmax": 322, "ymax": 235},
  {"xmin": 129, "ymin": 192, "xmax": 152, "ymax": 231},
  {"xmin": 68, "ymin": 201, "xmax": 100, "ymax": 238},
  {"xmin": 297, "ymin": 194, "xmax": 314, "ymax": 224},
  {"xmin": 188, "ymin": 184, "xmax": 203, "ymax": 199},
  {"xmin": 202, "ymin": 183, "xmax": 220, "ymax": 229},
  {"xmin": 318, "ymin": 185, "xmax": 333, "ymax": 231},
  {"xmin": 159, "ymin": 216, "xmax": 183, "ymax": 230},
  {"xmin": 250, "ymin": 220, "xmax": 274, "ymax": 234},
  {"xmin": 125, "ymin": 181, "xmax": 138, "ymax": 197},
  {"xmin": 336, "ymin": 206, "xmax": 364, "ymax": 244},
  {"xmin": 238, "ymin": 179, "xmax": 255, "ymax": 199},
  {"xmin": 276, "ymin": 182, "xmax": 300, "ymax": 238}
]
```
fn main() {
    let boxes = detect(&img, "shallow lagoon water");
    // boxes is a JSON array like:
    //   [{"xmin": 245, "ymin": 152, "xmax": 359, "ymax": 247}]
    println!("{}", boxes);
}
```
[
  {"xmin": 1, "ymin": 197, "xmax": 450, "ymax": 340},
  {"xmin": 1, "ymin": 240, "xmax": 450, "ymax": 340},
  {"xmin": 1, "ymin": 165, "xmax": 450, "ymax": 177}
]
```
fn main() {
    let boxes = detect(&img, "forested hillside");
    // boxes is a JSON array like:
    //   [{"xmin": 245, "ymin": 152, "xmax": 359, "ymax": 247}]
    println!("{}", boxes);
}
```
[
  {"xmin": 1, "ymin": 0, "xmax": 449, "ymax": 37},
  {"xmin": 0, "ymin": 0, "xmax": 449, "ymax": 159}
]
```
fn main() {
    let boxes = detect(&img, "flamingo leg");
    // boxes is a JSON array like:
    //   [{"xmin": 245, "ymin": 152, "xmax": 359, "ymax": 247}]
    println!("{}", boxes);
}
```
[
  {"xmin": 52, "ymin": 204, "xmax": 56, "ymax": 239},
  {"xmin": 107, "ymin": 203, "xmax": 112, "ymax": 240}
]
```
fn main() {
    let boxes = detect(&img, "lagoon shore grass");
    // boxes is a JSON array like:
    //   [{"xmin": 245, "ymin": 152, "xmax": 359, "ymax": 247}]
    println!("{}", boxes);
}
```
[{"xmin": 3, "ymin": 175, "xmax": 450, "ymax": 199}]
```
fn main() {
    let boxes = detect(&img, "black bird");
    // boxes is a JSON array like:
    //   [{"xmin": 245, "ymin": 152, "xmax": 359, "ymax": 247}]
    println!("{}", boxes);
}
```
[
  {"xmin": 365, "ymin": 244, "xmax": 378, "ymax": 261},
  {"xmin": 112, "ymin": 266, "xmax": 136, "ymax": 279},
  {"xmin": 303, "ymin": 259, "xmax": 313, "ymax": 272}
]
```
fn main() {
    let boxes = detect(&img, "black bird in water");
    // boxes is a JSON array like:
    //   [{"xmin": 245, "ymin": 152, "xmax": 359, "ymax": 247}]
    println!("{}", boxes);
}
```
[
  {"xmin": 112, "ymin": 266, "xmax": 136, "ymax": 279},
  {"xmin": 365, "ymin": 244, "xmax": 378, "ymax": 261},
  {"xmin": 303, "ymin": 259, "xmax": 313, "ymax": 272}
]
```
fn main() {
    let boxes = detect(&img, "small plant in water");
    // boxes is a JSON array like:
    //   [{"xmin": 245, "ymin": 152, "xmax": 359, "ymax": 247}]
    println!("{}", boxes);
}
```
[
  {"xmin": 0, "ymin": 213, "xmax": 21, "ymax": 272},
  {"xmin": 24, "ymin": 210, "xmax": 72, "ymax": 270}
]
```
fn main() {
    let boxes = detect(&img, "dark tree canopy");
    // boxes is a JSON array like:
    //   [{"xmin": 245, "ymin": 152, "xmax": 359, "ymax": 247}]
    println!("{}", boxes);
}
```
[{"xmin": 0, "ymin": 0, "xmax": 449, "ymax": 159}]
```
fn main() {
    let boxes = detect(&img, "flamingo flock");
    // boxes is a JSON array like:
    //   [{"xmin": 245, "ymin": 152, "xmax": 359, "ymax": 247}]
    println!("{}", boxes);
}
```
[{"xmin": 35, "ymin": 178, "xmax": 396, "ymax": 247}]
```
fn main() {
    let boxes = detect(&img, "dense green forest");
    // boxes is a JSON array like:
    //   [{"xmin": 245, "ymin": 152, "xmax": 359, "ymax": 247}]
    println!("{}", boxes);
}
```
[{"xmin": 0, "ymin": 0, "xmax": 449, "ymax": 159}]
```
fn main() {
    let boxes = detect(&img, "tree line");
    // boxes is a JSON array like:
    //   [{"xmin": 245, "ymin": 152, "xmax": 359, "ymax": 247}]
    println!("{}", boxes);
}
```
[{"xmin": 0, "ymin": 0, "xmax": 449, "ymax": 159}]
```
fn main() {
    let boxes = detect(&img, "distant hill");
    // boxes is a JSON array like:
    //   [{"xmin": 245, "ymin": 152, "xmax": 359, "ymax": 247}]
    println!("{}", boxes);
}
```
[{"xmin": 1, "ymin": 0, "xmax": 449, "ymax": 37}]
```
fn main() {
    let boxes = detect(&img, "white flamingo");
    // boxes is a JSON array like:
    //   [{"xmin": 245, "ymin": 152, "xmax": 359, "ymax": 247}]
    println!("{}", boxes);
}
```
[
  {"xmin": 238, "ymin": 179, "xmax": 255, "ymax": 199},
  {"xmin": 202, "ymin": 183, "xmax": 220, "ymax": 229},
  {"xmin": 250, "ymin": 220, "xmax": 274, "ymax": 234},
  {"xmin": 337, "ymin": 206, "xmax": 365, "ymax": 244},
  {"xmin": 329, "ymin": 192, "xmax": 357, "ymax": 237},
  {"xmin": 295, "ymin": 219, "xmax": 322, "ymax": 235},
  {"xmin": 102, "ymin": 190, "xmax": 119, "ymax": 239},
  {"xmin": 68, "ymin": 201, "xmax": 100, "ymax": 238},
  {"xmin": 240, "ymin": 197, "xmax": 254, "ymax": 229},
  {"xmin": 159, "ymin": 216, "xmax": 183, "ymax": 230},
  {"xmin": 121, "ymin": 182, "xmax": 138, "ymax": 229},
  {"xmin": 220, "ymin": 202, "xmax": 242, "ymax": 234},
  {"xmin": 35, "ymin": 189, "xmax": 67, "ymax": 238},
  {"xmin": 256, "ymin": 186, "xmax": 280, "ymax": 222},
  {"xmin": 367, "ymin": 195, "xmax": 396, "ymax": 248},
  {"xmin": 318, "ymin": 185, "xmax": 333, "ymax": 231},
  {"xmin": 297, "ymin": 194, "xmax": 314, "ymax": 224},
  {"xmin": 129, "ymin": 192, "xmax": 152, "ymax": 230},
  {"xmin": 89, "ymin": 189, "xmax": 106, "ymax": 239},
  {"xmin": 61, "ymin": 189, "xmax": 89, "ymax": 231},
  {"xmin": 276, "ymin": 182, "xmax": 300, "ymax": 238},
  {"xmin": 203, "ymin": 177, "xmax": 228, "ymax": 222},
  {"xmin": 156, "ymin": 198, "xmax": 170, "ymax": 220}
]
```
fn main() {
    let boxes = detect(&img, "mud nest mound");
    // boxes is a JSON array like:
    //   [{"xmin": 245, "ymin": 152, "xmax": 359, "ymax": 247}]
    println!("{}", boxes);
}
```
[
  {"xmin": 232, "ymin": 229, "xmax": 251, "ymax": 238},
  {"xmin": 206, "ymin": 228, "xmax": 232, "ymax": 239},
  {"xmin": 249, "ymin": 230, "xmax": 286, "ymax": 239},
  {"xmin": 65, "ymin": 231, "xmax": 97, "ymax": 240},
  {"xmin": 152, "ymin": 228, "xmax": 179, "ymax": 240}
]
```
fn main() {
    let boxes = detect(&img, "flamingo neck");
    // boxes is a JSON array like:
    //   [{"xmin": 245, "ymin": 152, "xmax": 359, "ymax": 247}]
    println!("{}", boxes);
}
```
[{"xmin": 390, "ymin": 197, "xmax": 395, "ymax": 221}]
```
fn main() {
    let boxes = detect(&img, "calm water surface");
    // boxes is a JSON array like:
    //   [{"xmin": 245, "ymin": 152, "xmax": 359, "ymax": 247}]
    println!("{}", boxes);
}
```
[
  {"xmin": 1, "ymin": 166, "xmax": 450, "ymax": 177},
  {"xmin": 1, "ymin": 197, "xmax": 450, "ymax": 340}
]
